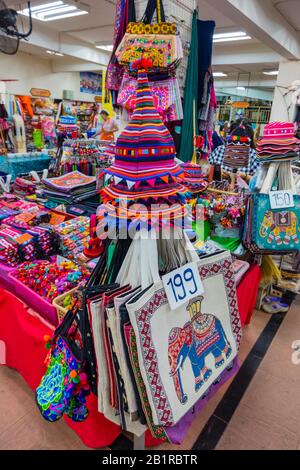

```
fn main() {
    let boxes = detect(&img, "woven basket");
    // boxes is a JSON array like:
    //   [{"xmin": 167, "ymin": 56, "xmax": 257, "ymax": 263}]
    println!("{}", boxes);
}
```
[{"xmin": 52, "ymin": 287, "xmax": 78, "ymax": 323}]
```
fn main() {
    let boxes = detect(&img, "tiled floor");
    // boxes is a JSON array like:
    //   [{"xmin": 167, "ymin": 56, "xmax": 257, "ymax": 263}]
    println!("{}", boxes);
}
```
[
  {"xmin": 216, "ymin": 298, "xmax": 300, "ymax": 450},
  {"xmin": 0, "ymin": 302, "xmax": 299, "ymax": 450}
]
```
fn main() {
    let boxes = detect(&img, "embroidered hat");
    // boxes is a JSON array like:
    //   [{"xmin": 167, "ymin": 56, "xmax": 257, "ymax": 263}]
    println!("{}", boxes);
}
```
[{"xmin": 261, "ymin": 122, "xmax": 297, "ymax": 140}]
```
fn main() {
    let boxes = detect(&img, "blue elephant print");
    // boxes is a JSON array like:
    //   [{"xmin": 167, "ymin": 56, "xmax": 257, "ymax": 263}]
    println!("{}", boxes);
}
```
[{"xmin": 168, "ymin": 296, "xmax": 232, "ymax": 404}]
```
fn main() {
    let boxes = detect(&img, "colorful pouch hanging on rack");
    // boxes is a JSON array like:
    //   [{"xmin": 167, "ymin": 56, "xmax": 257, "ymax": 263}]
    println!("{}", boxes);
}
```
[
  {"xmin": 117, "ymin": 73, "xmax": 183, "ymax": 121},
  {"xmin": 36, "ymin": 302, "xmax": 90, "ymax": 423},
  {"xmin": 36, "ymin": 336, "xmax": 88, "ymax": 422},
  {"xmin": 116, "ymin": 0, "xmax": 183, "ymax": 73}
]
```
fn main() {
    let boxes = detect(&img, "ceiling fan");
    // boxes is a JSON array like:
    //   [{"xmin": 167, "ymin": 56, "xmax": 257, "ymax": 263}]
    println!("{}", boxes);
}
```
[{"xmin": 0, "ymin": 1, "xmax": 33, "ymax": 55}]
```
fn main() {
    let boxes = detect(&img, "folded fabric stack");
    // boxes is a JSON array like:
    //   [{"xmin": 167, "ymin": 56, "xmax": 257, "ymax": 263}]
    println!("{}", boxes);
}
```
[
  {"xmin": 223, "ymin": 135, "xmax": 251, "ymax": 170},
  {"xmin": 53, "ymin": 216, "xmax": 90, "ymax": 260},
  {"xmin": 0, "ymin": 207, "xmax": 19, "ymax": 221},
  {"xmin": 0, "ymin": 237, "xmax": 20, "ymax": 266},
  {"xmin": 13, "ymin": 177, "xmax": 37, "ymax": 197},
  {"xmin": 40, "ymin": 171, "xmax": 97, "ymax": 204},
  {"xmin": 256, "ymin": 122, "xmax": 300, "ymax": 162},
  {"xmin": 0, "ymin": 224, "xmax": 36, "ymax": 266}
]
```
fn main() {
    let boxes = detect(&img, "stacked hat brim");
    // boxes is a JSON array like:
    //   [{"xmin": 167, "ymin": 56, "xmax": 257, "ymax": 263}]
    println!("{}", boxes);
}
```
[
  {"xmin": 178, "ymin": 163, "xmax": 209, "ymax": 193},
  {"xmin": 257, "ymin": 122, "xmax": 300, "ymax": 162},
  {"xmin": 102, "ymin": 65, "xmax": 188, "ymax": 212}
]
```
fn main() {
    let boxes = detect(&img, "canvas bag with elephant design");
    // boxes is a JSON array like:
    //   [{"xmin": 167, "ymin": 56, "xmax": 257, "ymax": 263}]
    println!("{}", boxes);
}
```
[
  {"xmin": 244, "ymin": 162, "xmax": 300, "ymax": 253},
  {"xmin": 125, "ymin": 245, "xmax": 241, "ymax": 427}
]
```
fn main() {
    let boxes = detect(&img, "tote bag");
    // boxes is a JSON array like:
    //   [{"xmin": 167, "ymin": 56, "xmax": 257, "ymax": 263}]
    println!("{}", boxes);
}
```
[
  {"xmin": 251, "ymin": 162, "xmax": 300, "ymax": 252},
  {"xmin": 126, "ymin": 247, "xmax": 241, "ymax": 427}
]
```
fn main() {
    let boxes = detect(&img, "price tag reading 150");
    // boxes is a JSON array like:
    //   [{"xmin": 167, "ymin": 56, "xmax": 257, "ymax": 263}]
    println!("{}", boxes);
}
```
[
  {"xmin": 269, "ymin": 190, "xmax": 295, "ymax": 210},
  {"xmin": 162, "ymin": 262, "xmax": 204, "ymax": 310}
]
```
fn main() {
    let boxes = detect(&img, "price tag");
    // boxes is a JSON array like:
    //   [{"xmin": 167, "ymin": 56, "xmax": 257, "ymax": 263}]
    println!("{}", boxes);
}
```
[
  {"xmin": 269, "ymin": 190, "xmax": 295, "ymax": 210},
  {"xmin": 162, "ymin": 262, "xmax": 204, "ymax": 311}
]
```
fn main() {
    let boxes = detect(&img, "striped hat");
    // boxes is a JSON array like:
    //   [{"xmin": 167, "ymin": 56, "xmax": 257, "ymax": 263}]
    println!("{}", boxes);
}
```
[{"xmin": 102, "ymin": 60, "xmax": 185, "ymax": 202}]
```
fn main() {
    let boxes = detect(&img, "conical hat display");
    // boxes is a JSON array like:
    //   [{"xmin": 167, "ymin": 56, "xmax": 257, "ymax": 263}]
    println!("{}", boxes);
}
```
[{"xmin": 102, "ymin": 59, "xmax": 186, "ymax": 203}]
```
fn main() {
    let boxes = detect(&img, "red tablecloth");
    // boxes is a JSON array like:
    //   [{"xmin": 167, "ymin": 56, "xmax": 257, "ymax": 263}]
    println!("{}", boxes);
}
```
[
  {"xmin": 0, "ymin": 264, "xmax": 261, "ymax": 448},
  {"xmin": 236, "ymin": 265, "xmax": 261, "ymax": 327}
]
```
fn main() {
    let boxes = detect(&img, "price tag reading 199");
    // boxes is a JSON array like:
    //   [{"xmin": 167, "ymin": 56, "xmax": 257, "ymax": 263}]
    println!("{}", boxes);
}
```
[
  {"xmin": 269, "ymin": 190, "xmax": 295, "ymax": 210},
  {"xmin": 162, "ymin": 262, "xmax": 204, "ymax": 310}
]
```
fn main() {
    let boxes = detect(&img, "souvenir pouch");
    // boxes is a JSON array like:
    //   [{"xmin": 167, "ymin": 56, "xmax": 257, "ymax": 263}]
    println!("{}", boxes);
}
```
[
  {"xmin": 116, "ymin": 0, "xmax": 183, "ymax": 73},
  {"xmin": 36, "ymin": 308, "xmax": 89, "ymax": 423},
  {"xmin": 126, "ymin": 248, "xmax": 241, "ymax": 427},
  {"xmin": 117, "ymin": 73, "xmax": 183, "ymax": 121},
  {"xmin": 250, "ymin": 162, "xmax": 300, "ymax": 252}
]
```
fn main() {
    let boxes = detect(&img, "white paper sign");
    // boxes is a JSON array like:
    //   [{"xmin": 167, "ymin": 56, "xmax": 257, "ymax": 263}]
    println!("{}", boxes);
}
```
[
  {"xmin": 269, "ymin": 190, "xmax": 295, "ymax": 210},
  {"xmin": 162, "ymin": 262, "xmax": 204, "ymax": 310}
]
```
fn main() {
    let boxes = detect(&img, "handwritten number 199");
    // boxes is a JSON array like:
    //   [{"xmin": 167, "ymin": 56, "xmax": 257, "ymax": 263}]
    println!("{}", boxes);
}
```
[{"xmin": 167, "ymin": 268, "xmax": 198, "ymax": 303}]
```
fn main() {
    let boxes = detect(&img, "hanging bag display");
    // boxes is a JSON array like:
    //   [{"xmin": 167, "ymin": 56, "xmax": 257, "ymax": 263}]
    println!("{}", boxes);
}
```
[
  {"xmin": 244, "ymin": 162, "xmax": 300, "ymax": 253},
  {"xmin": 36, "ymin": 305, "xmax": 90, "ymax": 423},
  {"xmin": 116, "ymin": 0, "xmax": 183, "ymax": 74}
]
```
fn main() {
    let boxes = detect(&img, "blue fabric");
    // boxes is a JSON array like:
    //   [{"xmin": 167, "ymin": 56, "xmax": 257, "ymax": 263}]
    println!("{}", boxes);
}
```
[{"xmin": 0, "ymin": 153, "xmax": 50, "ymax": 180}]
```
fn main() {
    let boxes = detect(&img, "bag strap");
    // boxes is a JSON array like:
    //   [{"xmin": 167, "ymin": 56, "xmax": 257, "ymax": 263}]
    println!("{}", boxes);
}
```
[
  {"xmin": 142, "ymin": 0, "xmax": 166, "ymax": 24},
  {"xmin": 260, "ymin": 162, "xmax": 296, "ymax": 195}
]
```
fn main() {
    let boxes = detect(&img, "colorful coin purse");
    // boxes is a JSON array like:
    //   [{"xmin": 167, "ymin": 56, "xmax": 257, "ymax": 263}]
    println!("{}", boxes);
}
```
[{"xmin": 36, "ymin": 309, "xmax": 90, "ymax": 422}]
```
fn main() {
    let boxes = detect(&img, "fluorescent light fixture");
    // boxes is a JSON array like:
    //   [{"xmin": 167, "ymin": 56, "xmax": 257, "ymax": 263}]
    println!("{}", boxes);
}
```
[
  {"xmin": 214, "ymin": 36, "xmax": 251, "ymax": 43},
  {"xmin": 213, "ymin": 72, "xmax": 228, "ymax": 77},
  {"xmin": 213, "ymin": 31, "xmax": 251, "ymax": 43},
  {"xmin": 263, "ymin": 70, "xmax": 279, "ymax": 76},
  {"xmin": 214, "ymin": 31, "xmax": 248, "ymax": 39},
  {"xmin": 95, "ymin": 45, "xmax": 113, "ymax": 52},
  {"xmin": 236, "ymin": 86, "xmax": 246, "ymax": 91},
  {"xmin": 46, "ymin": 50, "xmax": 64, "ymax": 56},
  {"xmin": 19, "ymin": 1, "xmax": 89, "ymax": 22}
]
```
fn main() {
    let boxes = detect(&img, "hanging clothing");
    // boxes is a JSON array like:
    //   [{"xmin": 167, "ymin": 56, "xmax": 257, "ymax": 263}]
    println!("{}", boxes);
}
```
[
  {"xmin": 197, "ymin": 20, "xmax": 215, "ymax": 109},
  {"xmin": 179, "ymin": 10, "xmax": 198, "ymax": 162}
]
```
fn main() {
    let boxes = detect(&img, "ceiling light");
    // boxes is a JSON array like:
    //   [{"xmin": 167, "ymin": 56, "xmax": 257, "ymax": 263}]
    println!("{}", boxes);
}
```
[
  {"xmin": 214, "ymin": 31, "xmax": 248, "ymax": 39},
  {"xmin": 46, "ymin": 50, "xmax": 64, "ymax": 56},
  {"xmin": 95, "ymin": 45, "xmax": 113, "ymax": 52},
  {"xmin": 214, "ymin": 35, "xmax": 251, "ymax": 43},
  {"xmin": 263, "ymin": 70, "xmax": 279, "ymax": 76},
  {"xmin": 19, "ymin": 1, "xmax": 89, "ymax": 22},
  {"xmin": 213, "ymin": 72, "xmax": 228, "ymax": 77},
  {"xmin": 236, "ymin": 86, "xmax": 246, "ymax": 91}
]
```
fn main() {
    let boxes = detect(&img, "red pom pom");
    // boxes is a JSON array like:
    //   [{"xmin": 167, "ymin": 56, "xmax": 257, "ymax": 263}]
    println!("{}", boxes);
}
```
[{"xmin": 131, "ymin": 57, "xmax": 153, "ymax": 71}]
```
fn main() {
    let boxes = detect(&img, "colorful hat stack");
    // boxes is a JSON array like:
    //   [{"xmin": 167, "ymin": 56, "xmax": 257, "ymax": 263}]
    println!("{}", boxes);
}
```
[
  {"xmin": 223, "ymin": 135, "xmax": 251, "ymax": 171},
  {"xmin": 101, "ymin": 58, "xmax": 187, "ymax": 224},
  {"xmin": 178, "ymin": 162, "xmax": 208, "ymax": 194},
  {"xmin": 256, "ymin": 122, "xmax": 300, "ymax": 162}
]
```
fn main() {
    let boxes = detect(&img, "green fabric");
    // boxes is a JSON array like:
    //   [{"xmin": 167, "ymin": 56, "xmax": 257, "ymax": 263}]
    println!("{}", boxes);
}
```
[
  {"xmin": 193, "ymin": 220, "xmax": 211, "ymax": 241},
  {"xmin": 210, "ymin": 236, "xmax": 241, "ymax": 252},
  {"xmin": 179, "ymin": 9, "xmax": 198, "ymax": 162}
]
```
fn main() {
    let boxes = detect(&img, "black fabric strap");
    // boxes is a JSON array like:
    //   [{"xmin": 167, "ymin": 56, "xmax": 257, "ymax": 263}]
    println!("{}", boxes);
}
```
[{"xmin": 142, "ymin": 0, "xmax": 166, "ymax": 24}]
